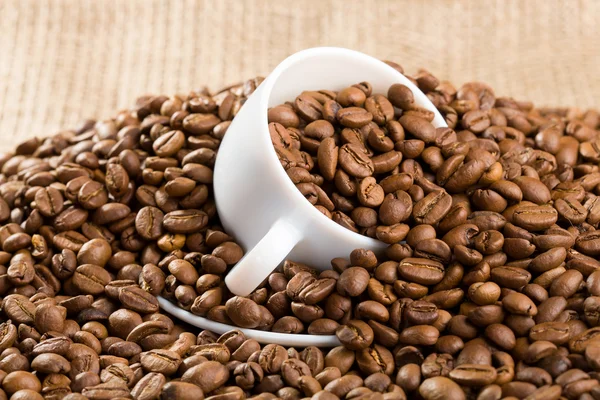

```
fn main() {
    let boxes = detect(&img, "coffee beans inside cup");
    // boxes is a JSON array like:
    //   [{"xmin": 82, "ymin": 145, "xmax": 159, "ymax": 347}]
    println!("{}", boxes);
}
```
[{"xmin": 0, "ymin": 58, "xmax": 599, "ymax": 399}]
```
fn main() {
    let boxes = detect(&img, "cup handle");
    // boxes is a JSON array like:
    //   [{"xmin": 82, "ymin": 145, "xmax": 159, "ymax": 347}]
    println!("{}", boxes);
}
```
[{"xmin": 225, "ymin": 219, "xmax": 302, "ymax": 296}]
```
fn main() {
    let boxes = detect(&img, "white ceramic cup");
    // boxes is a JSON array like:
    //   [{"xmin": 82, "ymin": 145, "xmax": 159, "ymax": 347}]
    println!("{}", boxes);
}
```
[{"xmin": 214, "ymin": 47, "xmax": 446, "ymax": 297}]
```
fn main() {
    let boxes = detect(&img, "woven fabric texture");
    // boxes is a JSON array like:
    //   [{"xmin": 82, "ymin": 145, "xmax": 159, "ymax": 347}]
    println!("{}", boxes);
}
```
[{"xmin": 0, "ymin": 0, "xmax": 598, "ymax": 151}]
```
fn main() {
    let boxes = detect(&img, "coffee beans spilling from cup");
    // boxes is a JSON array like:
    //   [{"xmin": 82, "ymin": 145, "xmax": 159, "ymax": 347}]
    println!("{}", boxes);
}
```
[
  {"xmin": 268, "ymin": 75, "xmax": 600, "ymax": 247},
  {"xmin": 0, "ymin": 60, "xmax": 600, "ymax": 400}
]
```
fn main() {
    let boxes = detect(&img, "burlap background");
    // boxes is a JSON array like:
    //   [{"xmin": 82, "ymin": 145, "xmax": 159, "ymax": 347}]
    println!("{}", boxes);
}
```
[{"xmin": 0, "ymin": 0, "xmax": 598, "ymax": 152}]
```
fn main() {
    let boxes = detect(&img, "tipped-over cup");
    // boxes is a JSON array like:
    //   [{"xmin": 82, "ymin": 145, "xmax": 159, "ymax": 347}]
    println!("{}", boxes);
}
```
[{"xmin": 214, "ymin": 47, "xmax": 447, "ymax": 296}]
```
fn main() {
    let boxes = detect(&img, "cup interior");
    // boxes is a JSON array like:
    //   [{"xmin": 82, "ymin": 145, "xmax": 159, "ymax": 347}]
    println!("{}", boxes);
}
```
[
  {"xmin": 264, "ymin": 48, "xmax": 446, "ymax": 128},
  {"xmin": 256, "ymin": 47, "xmax": 445, "ymax": 251}
]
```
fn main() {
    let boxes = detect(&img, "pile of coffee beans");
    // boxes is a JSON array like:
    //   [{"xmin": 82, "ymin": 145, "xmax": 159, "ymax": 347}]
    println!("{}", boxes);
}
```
[{"xmin": 0, "ymin": 58, "xmax": 600, "ymax": 400}]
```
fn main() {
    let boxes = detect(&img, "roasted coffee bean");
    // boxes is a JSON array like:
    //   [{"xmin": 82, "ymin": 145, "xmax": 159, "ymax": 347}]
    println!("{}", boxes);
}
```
[
  {"xmin": 530, "ymin": 322, "xmax": 571, "ymax": 344},
  {"xmin": 335, "ymin": 320, "xmax": 374, "ymax": 350},
  {"xmin": 72, "ymin": 264, "xmax": 111, "ymax": 295},
  {"xmin": 35, "ymin": 187, "xmax": 64, "ymax": 217},
  {"xmin": 336, "ymin": 266, "xmax": 370, "ymax": 297},
  {"xmin": 105, "ymin": 163, "xmax": 130, "ymax": 198},
  {"xmin": 398, "ymin": 258, "xmax": 445, "ymax": 285},
  {"xmin": 78, "ymin": 180, "xmax": 109, "ymax": 210},
  {"xmin": 355, "ymin": 344, "xmax": 394, "ymax": 376},
  {"xmin": 412, "ymin": 190, "xmax": 453, "ymax": 225},
  {"xmin": 405, "ymin": 301, "xmax": 438, "ymax": 325},
  {"xmin": 34, "ymin": 303, "xmax": 66, "ymax": 334},
  {"xmin": 419, "ymin": 376, "xmax": 465, "ymax": 400},
  {"xmin": 226, "ymin": 296, "xmax": 262, "ymax": 329},
  {"xmin": 162, "ymin": 209, "xmax": 208, "ymax": 234},
  {"xmin": 2, "ymin": 371, "xmax": 42, "ymax": 395},
  {"xmin": 502, "ymin": 292, "xmax": 538, "ymax": 316},
  {"xmin": 140, "ymin": 349, "xmax": 182, "ymax": 375},
  {"xmin": 337, "ymin": 107, "xmax": 373, "ymax": 128},
  {"xmin": 512, "ymin": 205, "xmax": 558, "ymax": 231},
  {"xmin": 118, "ymin": 286, "xmax": 159, "ymax": 314},
  {"xmin": 135, "ymin": 206, "xmax": 164, "ymax": 240},
  {"xmin": 399, "ymin": 325, "xmax": 440, "ymax": 346},
  {"xmin": 317, "ymin": 137, "xmax": 338, "ymax": 181},
  {"xmin": 54, "ymin": 206, "xmax": 89, "ymax": 232},
  {"xmin": 269, "ymin": 106, "xmax": 300, "ymax": 128},
  {"xmin": 81, "ymin": 380, "xmax": 131, "ymax": 400},
  {"xmin": 338, "ymin": 144, "xmax": 375, "ymax": 178},
  {"xmin": 357, "ymin": 177, "xmax": 385, "ymax": 207},
  {"xmin": 491, "ymin": 266, "xmax": 531, "ymax": 289},
  {"xmin": 449, "ymin": 364, "xmax": 497, "ymax": 386},
  {"xmin": 130, "ymin": 372, "xmax": 165, "ymax": 400},
  {"xmin": 295, "ymin": 93, "xmax": 323, "ymax": 121},
  {"xmin": 160, "ymin": 381, "xmax": 205, "ymax": 400}
]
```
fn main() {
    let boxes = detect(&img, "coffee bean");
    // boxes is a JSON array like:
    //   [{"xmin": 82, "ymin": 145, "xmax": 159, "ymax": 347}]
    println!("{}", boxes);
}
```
[
  {"xmin": 338, "ymin": 144, "xmax": 374, "ymax": 178},
  {"xmin": 468, "ymin": 282, "xmax": 501, "ymax": 305},
  {"xmin": 35, "ymin": 187, "xmax": 64, "ymax": 217},
  {"xmin": 484, "ymin": 323, "xmax": 516, "ymax": 350},
  {"xmin": 449, "ymin": 364, "xmax": 497, "ymax": 386},
  {"xmin": 182, "ymin": 113, "xmax": 220, "ymax": 135},
  {"xmin": 575, "ymin": 231, "xmax": 600, "ymax": 256},
  {"xmin": 399, "ymin": 115, "xmax": 436, "ymax": 143},
  {"xmin": 336, "ymin": 87, "xmax": 366, "ymax": 107},
  {"xmin": 134, "ymin": 206, "xmax": 165, "ymax": 240},
  {"xmin": 78, "ymin": 180, "xmax": 109, "ymax": 210},
  {"xmin": 118, "ymin": 286, "xmax": 159, "ymax": 314},
  {"xmin": 412, "ymin": 190, "xmax": 453, "ymax": 225},
  {"xmin": 337, "ymin": 107, "xmax": 373, "ymax": 128},
  {"xmin": 355, "ymin": 344, "xmax": 394, "ymax": 375},
  {"xmin": 491, "ymin": 266, "xmax": 531, "ymax": 289},
  {"xmin": 357, "ymin": 177, "xmax": 384, "ymax": 207},
  {"xmin": 225, "ymin": 296, "xmax": 262, "ymax": 329},
  {"xmin": 513, "ymin": 205, "xmax": 558, "ymax": 231},
  {"xmin": 72, "ymin": 264, "xmax": 111, "ymax": 295},
  {"xmin": 335, "ymin": 320, "xmax": 374, "ymax": 350},
  {"xmin": 365, "ymin": 95, "xmax": 394, "ymax": 125},
  {"xmin": 81, "ymin": 380, "xmax": 131, "ymax": 400},
  {"xmin": 34, "ymin": 303, "xmax": 66, "ymax": 334},
  {"xmin": 152, "ymin": 130, "xmax": 186, "ymax": 157},
  {"xmin": 160, "ymin": 381, "xmax": 205, "ymax": 400},
  {"xmin": 31, "ymin": 353, "xmax": 71, "ymax": 374},
  {"xmin": 281, "ymin": 358, "xmax": 311, "ymax": 387},
  {"xmin": 54, "ymin": 206, "xmax": 89, "ymax": 232},
  {"xmin": 530, "ymin": 322, "xmax": 571, "ymax": 345},
  {"xmin": 212, "ymin": 241, "xmax": 244, "ymax": 265},
  {"xmin": 337, "ymin": 267, "xmax": 369, "ymax": 297},
  {"xmin": 2, "ymin": 371, "xmax": 41, "ymax": 395},
  {"xmin": 387, "ymin": 84, "xmax": 414, "ymax": 110},
  {"xmin": 398, "ymin": 258, "xmax": 445, "ymax": 285},
  {"xmin": 502, "ymin": 292, "xmax": 538, "ymax": 316},
  {"xmin": 162, "ymin": 210, "xmax": 208, "ymax": 234},
  {"xmin": 295, "ymin": 94, "xmax": 323, "ymax": 122},
  {"xmin": 105, "ymin": 163, "xmax": 130, "ymax": 198},
  {"xmin": 304, "ymin": 120, "xmax": 334, "ymax": 141},
  {"xmin": 405, "ymin": 301, "xmax": 438, "ymax": 325},
  {"xmin": 77, "ymin": 239, "xmax": 112, "ymax": 268},
  {"xmin": 129, "ymin": 372, "xmax": 165, "ymax": 400},
  {"xmin": 168, "ymin": 259, "xmax": 199, "ymax": 285},
  {"xmin": 140, "ymin": 349, "xmax": 182, "ymax": 375},
  {"xmin": 399, "ymin": 325, "xmax": 439, "ymax": 346},
  {"xmin": 268, "ymin": 105, "xmax": 300, "ymax": 128}
]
